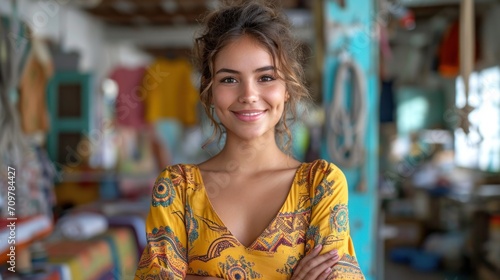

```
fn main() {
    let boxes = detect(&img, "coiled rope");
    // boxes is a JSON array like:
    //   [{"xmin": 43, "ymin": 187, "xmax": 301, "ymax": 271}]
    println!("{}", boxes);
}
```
[{"xmin": 326, "ymin": 55, "xmax": 367, "ymax": 168}]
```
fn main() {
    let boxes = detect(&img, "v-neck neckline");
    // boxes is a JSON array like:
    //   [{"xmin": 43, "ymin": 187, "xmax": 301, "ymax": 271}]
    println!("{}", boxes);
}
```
[{"xmin": 192, "ymin": 162, "xmax": 306, "ymax": 251}]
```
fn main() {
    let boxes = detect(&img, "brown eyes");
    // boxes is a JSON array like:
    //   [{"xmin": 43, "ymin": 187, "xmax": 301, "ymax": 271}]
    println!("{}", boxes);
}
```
[
  {"xmin": 219, "ymin": 75, "xmax": 275, "ymax": 83},
  {"xmin": 220, "ymin": 77, "xmax": 237, "ymax": 83},
  {"xmin": 259, "ymin": 75, "xmax": 276, "ymax": 82}
]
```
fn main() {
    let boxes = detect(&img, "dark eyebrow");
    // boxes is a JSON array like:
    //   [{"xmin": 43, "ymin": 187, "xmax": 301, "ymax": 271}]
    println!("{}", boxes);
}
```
[
  {"xmin": 215, "ymin": 68, "xmax": 239, "ymax": 75},
  {"xmin": 255, "ymin": 66, "xmax": 275, "ymax": 73},
  {"xmin": 215, "ymin": 66, "xmax": 275, "ymax": 75}
]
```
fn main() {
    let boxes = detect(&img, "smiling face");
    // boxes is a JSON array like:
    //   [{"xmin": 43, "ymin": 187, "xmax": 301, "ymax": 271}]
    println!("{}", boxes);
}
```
[{"xmin": 212, "ymin": 35, "xmax": 288, "ymax": 142}]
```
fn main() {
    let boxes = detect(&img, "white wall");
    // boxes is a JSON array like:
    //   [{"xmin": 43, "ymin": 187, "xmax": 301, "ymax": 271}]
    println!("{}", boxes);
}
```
[{"xmin": 0, "ymin": 0, "xmax": 150, "ymax": 76}]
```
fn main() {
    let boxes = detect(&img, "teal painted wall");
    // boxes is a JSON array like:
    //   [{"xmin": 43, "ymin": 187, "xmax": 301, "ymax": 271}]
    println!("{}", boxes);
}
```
[{"xmin": 321, "ymin": 1, "xmax": 379, "ymax": 279}]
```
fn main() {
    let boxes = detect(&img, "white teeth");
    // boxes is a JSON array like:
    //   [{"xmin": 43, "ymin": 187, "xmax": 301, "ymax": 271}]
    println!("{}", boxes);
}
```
[{"xmin": 240, "ymin": 112, "xmax": 262, "ymax": 116}]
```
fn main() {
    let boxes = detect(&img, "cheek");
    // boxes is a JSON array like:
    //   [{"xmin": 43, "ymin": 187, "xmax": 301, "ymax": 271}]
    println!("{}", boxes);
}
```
[
  {"xmin": 267, "ymin": 89, "xmax": 287, "ymax": 107},
  {"xmin": 212, "ymin": 87, "xmax": 234, "ymax": 105}
]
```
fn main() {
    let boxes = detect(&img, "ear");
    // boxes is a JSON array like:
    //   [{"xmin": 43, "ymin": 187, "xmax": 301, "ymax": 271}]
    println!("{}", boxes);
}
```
[{"xmin": 285, "ymin": 92, "xmax": 290, "ymax": 102}]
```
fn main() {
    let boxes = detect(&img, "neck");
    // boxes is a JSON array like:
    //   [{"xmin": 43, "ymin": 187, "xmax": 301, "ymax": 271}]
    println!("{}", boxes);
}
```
[{"xmin": 212, "ymin": 133, "xmax": 293, "ymax": 174}]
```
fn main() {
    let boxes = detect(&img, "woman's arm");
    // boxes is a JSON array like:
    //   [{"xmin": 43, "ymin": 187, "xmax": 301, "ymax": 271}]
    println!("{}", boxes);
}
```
[
  {"xmin": 135, "ymin": 168, "xmax": 189, "ymax": 279},
  {"xmin": 304, "ymin": 160, "xmax": 365, "ymax": 280}
]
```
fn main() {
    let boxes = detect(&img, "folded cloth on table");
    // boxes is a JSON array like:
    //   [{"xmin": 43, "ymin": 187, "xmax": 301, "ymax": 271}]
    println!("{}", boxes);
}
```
[{"xmin": 57, "ymin": 212, "xmax": 108, "ymax": 240}]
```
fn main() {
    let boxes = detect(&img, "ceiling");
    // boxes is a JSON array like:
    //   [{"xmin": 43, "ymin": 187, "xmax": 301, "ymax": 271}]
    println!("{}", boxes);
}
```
[
  {"xmin": 82, "ymin": 0, "xmax": 309, "ymax": 27},
  {"xmin": 81, "ymin": 0, "xmax": 500, "ymax": 27}
]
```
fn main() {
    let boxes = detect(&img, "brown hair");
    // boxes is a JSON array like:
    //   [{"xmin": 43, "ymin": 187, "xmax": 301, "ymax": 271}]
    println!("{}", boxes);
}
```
[{"xmin": 193, "ymin": 0, "xmax": 310, "ymax": 152}]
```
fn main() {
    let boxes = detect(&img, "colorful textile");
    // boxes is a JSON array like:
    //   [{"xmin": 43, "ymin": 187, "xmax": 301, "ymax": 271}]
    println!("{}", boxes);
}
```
[
  {"xmin": 46, "ymin": 238, "xmax": 113, "ymax": 280},
  {"xmin": 0, "ymin": 215, "xmax": 52, "ymax": 263},
  {"xmin": 101, "ymin": 228, "xmax": 139, "ymax": 279},
  {"xmin": 135, "ymin": 160, "xmax": 364, "ymax": 279},
  {"xmin": 46, "ymin": 228, "xmax": 139, "ymax": 280},
  {"xmin": 110, "ymin": 67, "xmax": 147, "ymax": 128},
  {"xmin": 72, "ymin": 199, "xmax": 150, "ymax": 258},
  {"xmin": 142, "ymin": 58, "xmax": 199, "ymax": 126},
  {"xmin": 438, "ymin": 20, "xmax": 480, "ymax": 77}
]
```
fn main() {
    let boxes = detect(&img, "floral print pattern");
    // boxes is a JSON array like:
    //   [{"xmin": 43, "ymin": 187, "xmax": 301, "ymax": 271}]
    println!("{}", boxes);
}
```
[{"xmin": 135, "ymin": 161, "xmax": 365, "ymax": 279}]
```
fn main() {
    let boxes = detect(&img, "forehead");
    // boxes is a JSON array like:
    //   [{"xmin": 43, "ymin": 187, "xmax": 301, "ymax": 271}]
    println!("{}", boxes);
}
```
[{"xmin": 214, "ymin": 35, "xmax": 276, "ymax": 70}]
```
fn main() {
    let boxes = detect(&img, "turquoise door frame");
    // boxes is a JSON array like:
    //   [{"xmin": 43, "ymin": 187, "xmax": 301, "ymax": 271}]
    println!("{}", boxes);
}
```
[{"xmin": 321, "ymin": 1, "xmax": 379, "ymax": 279}]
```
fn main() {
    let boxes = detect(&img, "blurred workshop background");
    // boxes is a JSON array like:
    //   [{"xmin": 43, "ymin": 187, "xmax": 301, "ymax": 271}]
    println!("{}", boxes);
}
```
[{"xmin": 0, "ymin": 0, "xmax": 499, "ymax": 279}]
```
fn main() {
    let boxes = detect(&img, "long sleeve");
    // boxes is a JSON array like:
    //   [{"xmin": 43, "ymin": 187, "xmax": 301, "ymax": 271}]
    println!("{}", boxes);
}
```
[
  {"xmin": 306, "ymin": 160, "xmax": 365, "ymax": 280},
  {"xmin": 135, "ymin": 166, "xmax": 188, "ymax": 279}
]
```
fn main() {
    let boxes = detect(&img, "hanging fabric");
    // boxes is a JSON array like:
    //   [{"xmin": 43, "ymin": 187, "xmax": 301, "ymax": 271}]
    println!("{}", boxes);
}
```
[
  {"xmin": 0, "ymin": 4, "xmax": 29, "ymax": 162},
  {"xmin": 142, "ymin": 57, "xmax": 199, "ymax": 126},
  {"xmin": 0, "ymin": 2, "xmax": 31, "ymax": 219},
  {"xmin": 0, "ymin": 3, "xmax": 56, "ymax": 220},
  {"xmin": 109, "ymin": 66, "xmax": 147, "ymax": 128},
  {"xmin": 18, "ymin": 37, "xmax": 54, "ymax": 134}
]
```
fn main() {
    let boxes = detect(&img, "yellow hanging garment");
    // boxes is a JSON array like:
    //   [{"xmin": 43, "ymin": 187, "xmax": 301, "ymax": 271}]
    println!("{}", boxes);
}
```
[{"xmin": 143, "ymin": 58, "xmax": 199, "ymax": 126}]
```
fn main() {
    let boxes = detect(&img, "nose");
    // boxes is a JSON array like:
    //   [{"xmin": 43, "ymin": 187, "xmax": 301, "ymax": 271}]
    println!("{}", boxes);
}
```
[{"xmin": 238, "ymin": 81, "xmax": 259, "ymax": 103}]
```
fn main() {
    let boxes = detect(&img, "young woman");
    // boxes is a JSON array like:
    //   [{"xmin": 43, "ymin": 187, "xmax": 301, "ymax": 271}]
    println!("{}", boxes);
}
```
[{"xmin": 135, "ymin": 1, "xmax": 365, "ymax": 279}]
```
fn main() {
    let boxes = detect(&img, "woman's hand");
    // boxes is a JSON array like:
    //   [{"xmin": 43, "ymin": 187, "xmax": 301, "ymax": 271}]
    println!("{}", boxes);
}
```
[{"xmin": 291, "ymin": 244, "xmax": 340, "ymax": 280}]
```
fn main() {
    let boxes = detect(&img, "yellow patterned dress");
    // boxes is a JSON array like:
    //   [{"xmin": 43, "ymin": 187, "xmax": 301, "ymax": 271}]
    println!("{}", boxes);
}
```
[{"xmin": 135, "ymin": 159, "xmax": 365, "ymax": 279}]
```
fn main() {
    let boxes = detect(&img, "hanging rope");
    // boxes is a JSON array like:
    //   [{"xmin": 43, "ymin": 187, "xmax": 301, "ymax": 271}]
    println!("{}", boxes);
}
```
[{"xmin": 326, "ymin": 54, "xmax": 367, "ymax": 168}]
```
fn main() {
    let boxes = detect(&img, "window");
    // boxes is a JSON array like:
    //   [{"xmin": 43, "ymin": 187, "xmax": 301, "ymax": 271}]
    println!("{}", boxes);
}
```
[{"xmin": 455, "ymin": 66, "xmax": 500, "ymax": 172}]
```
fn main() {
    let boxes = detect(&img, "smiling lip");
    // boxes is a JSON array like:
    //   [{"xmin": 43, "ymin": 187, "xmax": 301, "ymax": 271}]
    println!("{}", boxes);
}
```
[{"xmin": 232, "ymin": 110, "xmax": 266, "ymax": 122}]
